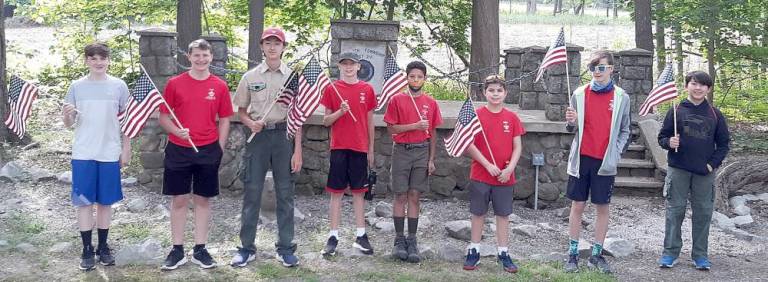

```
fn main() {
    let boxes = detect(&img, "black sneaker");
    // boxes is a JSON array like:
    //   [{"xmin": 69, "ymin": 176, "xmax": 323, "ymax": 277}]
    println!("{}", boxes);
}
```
[
  {"xmin": 565, "ymin": 254, "xmax": 579, "ymax": 273},
  {"xmin": 405, "ymin": 235, "xmax": 420, "ymax": 263},
  {"xmin": 463, "ymin": 248, "xmax": 480, "ymax": 270},
  {"xmin": 392, "ymin": 235, "xmax": 408, "ymax": 261},
  {"xmin": 588, "ymin": 255, "xmax": 612, "ymax": 274},
  {"xmin": 191, "ymin": 247, "xmax": 217, "ymax": 269},
  {"xmin": 321, "ymin": 236, "xmax": 338, "ymax": 257},
  {"xmin": 498, "ymin": 251, "xmax": 518, "ymax": 273},
  {"xmin": 96, "ymin": 245, "xmax": 115, "ymax": 266},
  {"xmin": 79, "ymin": 245, "xmax": 96, "ymax": 271},
  {"xmin": 353, "ymin": 234, "xmax": 374, "ymax": 255},
  {"xmin": 161, "ymin": 248, "xmax": 187, "ymax": 270}
]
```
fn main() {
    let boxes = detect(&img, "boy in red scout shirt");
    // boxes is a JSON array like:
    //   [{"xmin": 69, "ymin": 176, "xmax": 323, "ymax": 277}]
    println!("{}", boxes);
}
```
[
  {"xmin": 462, "ymin": 75, "xmax": 525, "ymax": 273},
  {"xmin": 383, "ymin": 61, "xmax": 442, "ymax": 263},
  {"xmin": 158, "ymin": 39, "xmax": 233, "ymax": 270},
  {"xmin": 319, "ymin": 52, "xmax": 377, "ymax": 257}
]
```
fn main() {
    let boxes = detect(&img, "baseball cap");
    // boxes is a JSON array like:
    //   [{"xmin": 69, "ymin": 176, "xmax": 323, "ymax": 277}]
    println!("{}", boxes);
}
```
[
  {"xmin": 338, "ymin": 52, "xmax": 361, "ymax": 63},
  {"xmin": 261, "ymin": 28, "xmax": 286, "ymax": 42}
]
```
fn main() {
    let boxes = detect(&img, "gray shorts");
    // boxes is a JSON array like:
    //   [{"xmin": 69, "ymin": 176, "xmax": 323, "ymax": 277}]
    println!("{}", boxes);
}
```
[
  {"xmin": 390, "ymin": 142, "xmax": 430, "ymax": 194},
  {"xmin": 469, "ymin": 180, "xmax": 514, "ymax": 216}
]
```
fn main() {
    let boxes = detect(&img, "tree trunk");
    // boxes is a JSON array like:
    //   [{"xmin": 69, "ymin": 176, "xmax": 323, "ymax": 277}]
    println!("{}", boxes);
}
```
[
  {"xmin": 655, "ymin": 1, "xmax": 666, "ymax": 74},
  {"xmin": 177, "ymin": 0, "xmax": 203, "ymax": 68},
  {"xmin": 248, "ymin": 0, "xmax": 265, "ymax": 68},
  {"xmin": 553, "ymin": 0, "xmax": 562, "ymax": 15},
  {"xmin": 674, "ymin": 23, "xmax": 684, "ymax": 82},
  {"xmin": 526, "ymin": 0, "xmax": 536, "ymax": 14},
  {"xmin": 469, "ymin": 0, "xmax": 500, "ymax": 100},
  {"xmin": 705, "ymin": 5, "xmax": 719, "ymax": 103},
  {"xmin": 613, "ymin": 0, "xmax": 618, "ymax": 18},
  {"xmin": 386, "ymin": 0, "xmax": 396, "ymax": 20},
  {"xmin": 634, "ymin": 0, "xmax": 653, "ymax": 54},
  {"xmin": 0, "ymin": 0, "xmax": 9, "ymax": 142}
]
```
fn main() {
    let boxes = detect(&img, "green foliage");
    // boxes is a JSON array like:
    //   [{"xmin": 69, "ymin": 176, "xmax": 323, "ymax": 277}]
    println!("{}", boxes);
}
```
[
  {"xmin": 400, "ymin": 0, "xmax": 472, "ymax": 67},
  {"xmin": 424, "ymin": 79, "xmax": 467, "ymax": 101}
]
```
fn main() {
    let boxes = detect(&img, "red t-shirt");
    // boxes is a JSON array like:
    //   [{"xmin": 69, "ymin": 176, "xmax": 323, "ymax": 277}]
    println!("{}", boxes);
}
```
[
  {"xmin": 470, "ymin": 107, "xmax": 526, "ymax": 186},
  {"xmin": 581, "ymin": 85, "xmax": 614, "ymax": 160},
  {"xmin": 320, "ymin": 80, "xmax": 377, "ymax": 153},
  {"xmin": 160, "ymin": 72, "xmax": 234, "ymax": 147},
  {"xmin": 383, "ymin": 92, "xmax": 443, "ymax": 144}
]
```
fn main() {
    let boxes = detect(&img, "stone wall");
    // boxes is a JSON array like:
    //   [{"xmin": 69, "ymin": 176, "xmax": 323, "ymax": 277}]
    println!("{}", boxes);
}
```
[{"xmin": 329, "ymin": 19, "xmax": 399, "ymax": 82}]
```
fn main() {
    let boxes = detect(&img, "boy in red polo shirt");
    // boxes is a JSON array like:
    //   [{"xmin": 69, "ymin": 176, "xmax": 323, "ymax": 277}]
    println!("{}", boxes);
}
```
[
  {"xmin": 462, "ymin": 75, "xmax": 525, "ymax": 273},
  {"xmin": 158, "ymin": 39, "xmax": 233, "ymax": 270},
  {"xmin": 563, "ymin": 51, "xmax": 631, "ymax": 274},
  {"xmin": 383, "ymin": 61, "xmax": 442, "ymax": 263},
  {"xmin": 319, "ymin": 52, "xmax": 377, "ymax": 257}
]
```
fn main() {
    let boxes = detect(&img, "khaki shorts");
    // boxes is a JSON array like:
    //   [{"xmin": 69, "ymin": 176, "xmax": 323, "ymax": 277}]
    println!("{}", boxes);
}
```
[{"xmin": 390, "ymin": 142, "xmax": 430, "ymax": 194}]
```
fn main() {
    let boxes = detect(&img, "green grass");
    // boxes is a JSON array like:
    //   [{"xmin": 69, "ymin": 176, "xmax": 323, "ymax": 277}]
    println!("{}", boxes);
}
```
[
  {"xmin": 425, "ymin": 79, "xmax": 467, "ymax": 101},
  {"xmin": 500, "ymin": 11, "xmax": 632, "ymax": 26},
  {"xmin": 1, "ymin": 213, "xmax": 48, "ymax": 247},
  {"xmin": 113, "ymin": 223, "xmax": 152, "ymax": 243}
]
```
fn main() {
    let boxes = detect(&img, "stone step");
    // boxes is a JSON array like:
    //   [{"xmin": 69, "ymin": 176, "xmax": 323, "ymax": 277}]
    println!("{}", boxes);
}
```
[
  {"xmin": 618, "ymin": 158, "xmax": 655, "ymax": 169},
  {"xmin": 614, "ymin": 176, "xmax": 664, "ymax": 189},
  {"xmin": 627, "ymin": 144, "xmax": 645, "ymax": 151},
  {"xmin": 617, "ymin": 167, "xmax": 655, "ymax": 178}
]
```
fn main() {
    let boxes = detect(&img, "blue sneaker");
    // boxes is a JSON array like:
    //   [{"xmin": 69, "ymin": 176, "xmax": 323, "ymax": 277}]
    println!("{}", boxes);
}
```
[
  {"xmin": 693, "ymin": 257, "xmax": 711, "ymax": 271},
  {"xmin": 497, "ymin": 251, "xmax": 518, "ymax": 273},
  {"xmin": 276, "ymin": 253, "xmax": 299, "ymax": 267},
  {"xmin": 463, "ymin": 248, "xmax": 480, "ymax": 270},
  {"xmin": 659, "ymin": 255, "xmax": 676, "ymax": 268}
]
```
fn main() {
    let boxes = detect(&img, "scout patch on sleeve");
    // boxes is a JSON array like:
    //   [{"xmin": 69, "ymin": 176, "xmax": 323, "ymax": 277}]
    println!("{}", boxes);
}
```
[{"xmin": 248, "ymin": 82, "xmax": 266, "ymax": 92}]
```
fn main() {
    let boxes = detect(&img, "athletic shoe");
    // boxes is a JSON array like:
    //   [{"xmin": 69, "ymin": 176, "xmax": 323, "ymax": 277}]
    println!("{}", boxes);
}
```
[
  {"xmin": 693, "ymin": 257, "xmax": 711, "ymax": 271},
  {"xmin": 392, "ymin": 235, "xmax": 408, "ymax": 260},
  {"xmin": 588, "ymin": 255, "xmax": 613, "ymax": 274},
  {"xmin": 161, "ymin": 248, "xmax": 187, "ymax": 270},
  {"xmin": 276, "ymin": 253, "xmax": 299, "ymax": 267},
  {"xmin": 191, "ymin": 247, "xmax": 217, "ymax": 269},
  {"xmin": 79, "ymin": 245, "xmax": 96, "ymax": 271},
  {"xmin": 405, "ymin": 235, "xmax": 420, "ymax": 263},
  {"xmin": 96, "ymin": 245, "xmax": 115, "ymax": 266},
  {"xmin": 321, "ymin": 236, "xmax": 338, "ymax": 257},
  {"xmin": 565, "ymin": 254, "xmax": 579, "ymax": 273},
  {"xmin": 230, "ymin": 248, "xmax": 256, "ymax": 267},
  {"xmin": 659, "ymin": 255, "xmax": 677, "ymax": 268},
  {"xmin": 353, "ymin": 234, "xmax": 374, "ymax": 255},
  {"xmin": 463, "ymin": 248, "xmax": 480, "ymax": 270},
  {"xmin": 498, "ymin": 251, "xmax": 518, "ymax": 273}
]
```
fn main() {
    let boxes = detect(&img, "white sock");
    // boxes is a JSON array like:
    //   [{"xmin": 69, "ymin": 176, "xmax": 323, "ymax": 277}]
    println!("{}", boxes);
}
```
[
  {"xmin": 498, "ymin": 247, "xmax": 508, "ymax": 255},
  {"xmin": 355, "ymin": 227, "xmax": 366, "ymax": 237},
  {"xmin": 468, "ymin": 242, "xmax": 480, "ymax": 251},
  {"xmin": 329, "ymin": 230, "xmax": 339, "ymax": 239}
]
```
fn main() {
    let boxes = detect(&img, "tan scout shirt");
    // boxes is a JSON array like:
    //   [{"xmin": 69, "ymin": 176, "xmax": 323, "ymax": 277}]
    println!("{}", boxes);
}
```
[{"xmin": 233, "ymin": 62, "xmax": 291, "ymax": 124}]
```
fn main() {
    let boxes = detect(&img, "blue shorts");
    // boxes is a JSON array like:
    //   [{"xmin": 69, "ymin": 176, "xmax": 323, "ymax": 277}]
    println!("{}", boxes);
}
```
[
  {"xmin": 71, "ymin": 160, "xmax": 123, "ymax": 206},
  {"xmin": 566, "ymin": 156, "xmax": 615, "ymax": 204}
]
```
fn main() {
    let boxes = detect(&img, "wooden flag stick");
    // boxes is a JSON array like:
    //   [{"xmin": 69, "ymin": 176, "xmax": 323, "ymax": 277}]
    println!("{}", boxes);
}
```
[
  {"xmin": 328, "ymin": 80, "xmax": 358, "ymax": 122},
  {"xmin": 673, "ymin": 100, "xmax": 678, "ymax": 153},
  {"xmin": 468, "ymin": 92, "xmax": 497, "ymax": 167},
  {"xmin": 246, "ymin": 69, "xmax": 300, "ymax": 143},
  {"xmin": 139, "ymin": 64, "xmax": 198, "ymax": 153}
]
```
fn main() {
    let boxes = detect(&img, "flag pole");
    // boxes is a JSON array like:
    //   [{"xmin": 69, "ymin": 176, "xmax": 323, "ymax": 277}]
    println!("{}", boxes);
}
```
[
  {"xmin": 387, "ymin": 45, "xmax": 429, "ymax": 135},
  {"xmin": 247, "ymin": 69, "xmax": 300, "ymax": 143},
  {"xmin": 139, "ymin": 64, "xmax": 198, "ymax": 153},
  {"xmin": 469, "ymin": 90, "xmax": 497, "ymax": 167},
  {"xmin": 563, "ymin": 26, "xmax": 573, "ymax": 103},
  {"xmin": 327, "ymin": 78, "xmax": 358, "ymax": 122},
  {"xmin": 673, "ymin": 100, "xmax": 678, "ymax": 153}
]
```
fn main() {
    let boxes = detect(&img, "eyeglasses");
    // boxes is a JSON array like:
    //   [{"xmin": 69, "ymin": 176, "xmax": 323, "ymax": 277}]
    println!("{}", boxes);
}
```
[{"xmin": 588, "ymin": 64, "xmax": 613, "ymax": 73}]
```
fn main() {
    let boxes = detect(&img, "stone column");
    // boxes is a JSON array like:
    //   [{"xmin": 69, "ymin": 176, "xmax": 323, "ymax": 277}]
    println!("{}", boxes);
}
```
[
  {"xmin": 329, "ymin": 20, "xmax": 399, "ymax": 96},
  {"xmin": 136, "ymin": 29, "xmax": 177, "ymax": 189},
  {"xmin": 519, "ymin": 46, "xmax": 547, "ymax": 110},
  {"xmin": 202, "ymin": 34, "xmax": 228, "ymax": 78},
  {"xmin": 503, "ymin": 47, "xmax": 523, "ymax": 104},
  {"xmin": 617, "ymin": 48, "xmax": 654, "ymax": 117},
  {"xmin": 544, "ymin": 44, "xmax": 583, "ymax": 121}
]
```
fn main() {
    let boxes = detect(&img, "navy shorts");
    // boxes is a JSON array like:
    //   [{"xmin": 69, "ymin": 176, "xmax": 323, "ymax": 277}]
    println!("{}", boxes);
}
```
[
  {"xmin": 566, "ymin": 156, "xmax": 615, "ymax": 204},
  {"xmin": 469, "ymin": 180, "xmax": 514, "ymax": 216},
  {"xmin": 163, "ymin": 141, "xmax": 223, "ymax": 198},
  {"xmin": 326, "ymin": 149, "xmax": 368, "ymax": 194},
  {"xmin": 71, "ymin": 160, "xmax": 122, "ymax": 206}
]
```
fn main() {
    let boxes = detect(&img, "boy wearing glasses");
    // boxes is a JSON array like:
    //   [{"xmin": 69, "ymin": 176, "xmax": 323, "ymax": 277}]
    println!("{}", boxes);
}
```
[
  {"xmin": 383, "ymin": 61, "xmax": 443, "ymax": 263},
  {"xmin": 563, "ymin": 51, "xmax": 631, "ymax": 274}
]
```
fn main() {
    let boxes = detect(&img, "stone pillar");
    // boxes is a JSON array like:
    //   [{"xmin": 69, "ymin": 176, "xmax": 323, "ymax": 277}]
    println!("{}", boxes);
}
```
[
  {"xmin": 503, "ymin": 47, "xmax": 524, "ymax": 104},
  {"xmin": 202, "ymin": 34, "xmax": 228, "ymax": 78},
  {"xmin": 136, "ymin": 29, "xmax": 177, "ymax": 189},
  {"xmin": 617, "ymin": 48, "xmax": 654, "ymax": 117},
  {"xmin": 329, "ymin": 20, "xmax": 399, "ymax": 95},
  {"xmin": 544, "ymin": 44, "xmax": 583, "ymax": 121},
  {"xmin": 519, "ymin": 46, "xmax": 547, "ymax": 110}
]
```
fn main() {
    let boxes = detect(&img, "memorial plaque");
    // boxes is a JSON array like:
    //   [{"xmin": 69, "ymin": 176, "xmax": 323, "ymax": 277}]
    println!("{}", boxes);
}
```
[{"xmin": 341, "ymin": 40, "xmax": 388, "ymax": 95}]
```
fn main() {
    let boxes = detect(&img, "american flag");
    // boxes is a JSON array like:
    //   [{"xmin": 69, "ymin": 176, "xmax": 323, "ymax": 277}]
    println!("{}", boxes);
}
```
[
  {"xmin": 444, "ymin": 98, "xmax": 483, "ymax": 157},
  {"xmin": 286, "ymin": 57, "xmax": 330, "ymax": 139},
  {"xmin": 535, "ymin": 27, "xmax": 568, "ymax": 82},
  {"xmin": 4, "ymin": 75, "xmax": 39, "ymax": 138},
  {"xmin": 118, "ymin": 71, "xmax": 164, "ymax": 138},
  {"xmin": 276, "ymin": 70, "xmax": 300, "ymax": 106},
  {"xmin": 375, "ymin": 53, "xmax": 407, "ymax": 111},
  {"xmin": 639, "ymin": 64, "xmax": 678, "ymax": 116}
]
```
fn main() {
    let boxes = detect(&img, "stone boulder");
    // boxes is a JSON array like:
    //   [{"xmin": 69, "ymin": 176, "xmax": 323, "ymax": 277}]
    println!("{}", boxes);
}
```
[
  {"xmin": 115, "ymin": 238, "xmax": 164, "ymax": 266},
  {"xmin": 603, "ymin": 238, "xmax": 635, "ymax": 257},
  {"xmin": 714, "ymin": 158, "xmax": 768, "ymax": 213},
  {"xmin": 0, "ymin": 161, "xmax": 24, "ymax": 182},
  {"xmin": 712, "ymin": 211, "xmax": 735, "ymax": 231},
  {"xmin": 444, "ymin": 220, "xmax": 472, "ymax": 241},
  {"xmin": 374, "ymin": 201, "xmax": 393, "ymax": 218},
  {"xmin": 733, "ymin": 215, "xmax": 754, "ymax": 228},
  {"xmin": 511, "ymin": 225, "xmax": 539, "ymax": 238}
]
